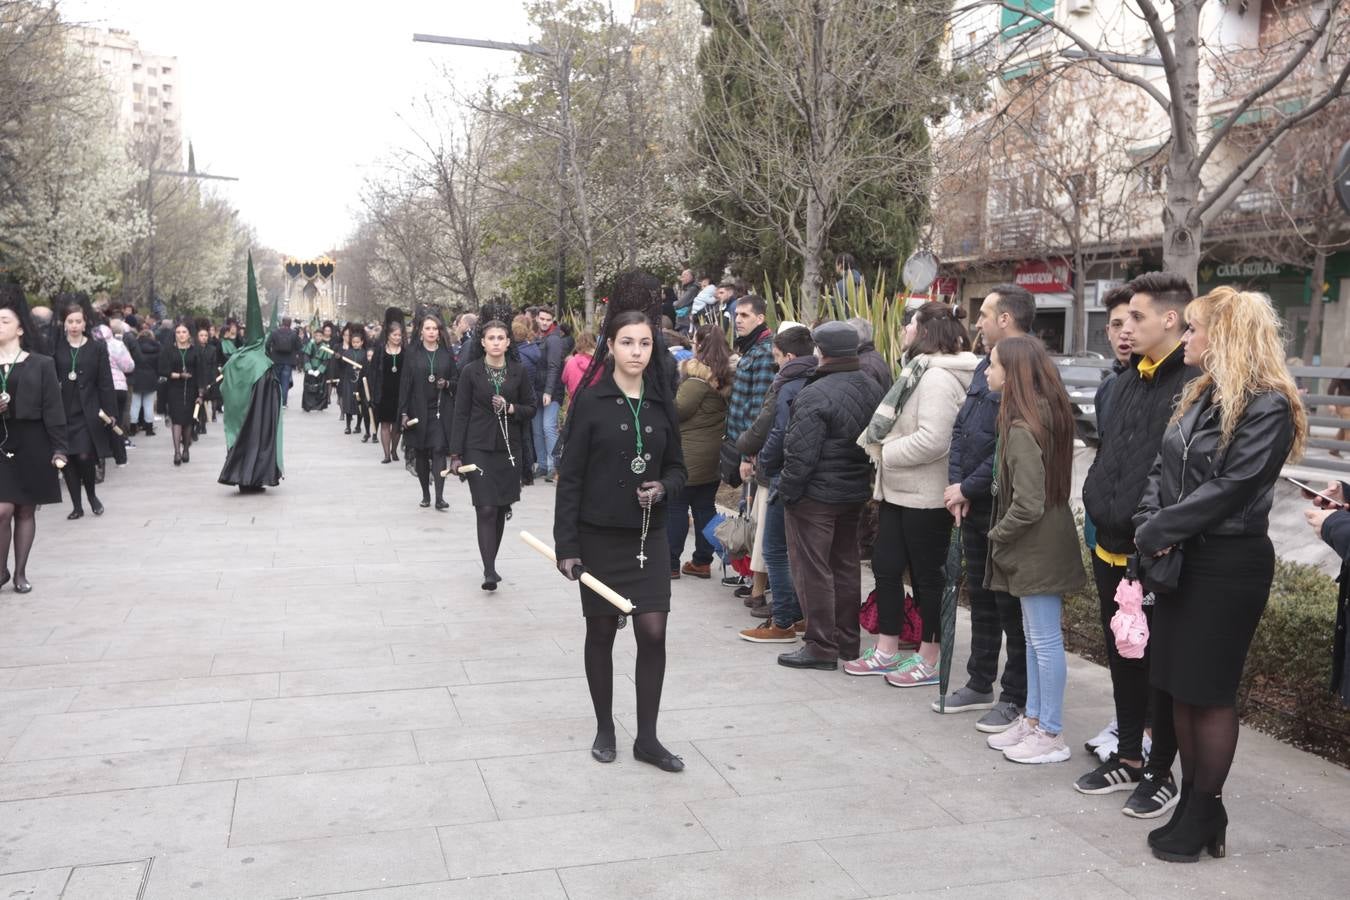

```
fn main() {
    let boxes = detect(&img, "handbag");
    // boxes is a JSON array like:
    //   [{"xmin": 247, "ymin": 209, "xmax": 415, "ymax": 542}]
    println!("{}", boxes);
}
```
[
  {"xmin": 859, "ymin": 589, "xmax": 923, "ymax": 645},
  {"xmin": 1137, "ymin": 548, "xmax": 1183, "ymax": 594},
  {"xmin": 718, "ymin": 438, "xmax": 743, "ymax": 488}
]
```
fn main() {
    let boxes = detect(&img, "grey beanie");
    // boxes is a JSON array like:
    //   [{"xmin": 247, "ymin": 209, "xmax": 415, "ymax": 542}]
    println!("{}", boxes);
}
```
[{"xmin": 813, "ymin": 320, "xmax": 860, "ymax": 358}]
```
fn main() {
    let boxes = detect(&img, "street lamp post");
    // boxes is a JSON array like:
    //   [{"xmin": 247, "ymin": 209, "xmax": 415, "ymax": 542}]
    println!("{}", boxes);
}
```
[{"xmin": 413, "ymin": 31, "xmax": 572, "ymax": 313}]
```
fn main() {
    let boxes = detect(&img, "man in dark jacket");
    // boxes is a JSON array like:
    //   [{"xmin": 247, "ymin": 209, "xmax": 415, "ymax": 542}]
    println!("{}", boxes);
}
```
[
  {"xmin": 740, "ymin": 326, "xmax": 817, "ymax": 643},
  {"xmin": 265, "ymin": 318, "xmax": 300, "ymax": 407},
  {"xmin": 776, "ymin": 322, "xmax": 885, "ymax": 670},
  {"xmin": 938, "ymin": 283, "xmax": 1033, "ymax": 732},
  {"xmin": 1077, "ymin": 271, "xmax": 1196, "ymax": 816},
  {"xmin": 675, "ymin": 269, "xmax": 699, "ymax": 325},
  {"xmin": 534, "ymin": 306, "xmax": 564, "ymax": 481},
  {"xmin": 848, "ymin": 317, "xmax": 893, "ymax": 391},
  {"xmin": 1307, "ymin": 483, "xmax": 1350, "ymax": 708}
]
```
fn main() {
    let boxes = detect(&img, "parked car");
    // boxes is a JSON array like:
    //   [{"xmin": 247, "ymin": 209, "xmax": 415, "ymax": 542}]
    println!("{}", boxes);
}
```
[{"xmin": 1052, "ymin": 354, "xmax": 1109, "ymax": 446}]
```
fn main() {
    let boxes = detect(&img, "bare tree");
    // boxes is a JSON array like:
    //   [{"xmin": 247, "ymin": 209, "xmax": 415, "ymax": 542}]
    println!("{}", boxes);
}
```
[
  {"xmin": 958, "ymin": 0, "xmax": 1350, "ymax": 287},
  {"xmin": 694, "ymin": 0, "xmax": 951, "ymax": 319}
]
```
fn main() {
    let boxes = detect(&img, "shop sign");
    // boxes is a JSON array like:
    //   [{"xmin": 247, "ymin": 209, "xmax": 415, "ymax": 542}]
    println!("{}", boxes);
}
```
[
  {"xmin": 1014, "ymin": 259, "xmax": 1071, "ymax": 293},
  {"xmin": 1205, "ymin": 260, "xmax": 1291, "ymax": 280}
]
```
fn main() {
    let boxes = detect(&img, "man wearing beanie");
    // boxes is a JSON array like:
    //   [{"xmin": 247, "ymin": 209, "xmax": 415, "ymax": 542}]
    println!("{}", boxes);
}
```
[{"xmin": 776, "ymin": 320, "xmax": 885, "ymax": 669}]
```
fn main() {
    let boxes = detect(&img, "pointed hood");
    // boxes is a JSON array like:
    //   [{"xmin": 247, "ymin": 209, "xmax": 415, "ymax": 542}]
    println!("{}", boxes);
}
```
[{"xmin": 243, "ymin": 252, "xmax": 264, "ymax": 345}]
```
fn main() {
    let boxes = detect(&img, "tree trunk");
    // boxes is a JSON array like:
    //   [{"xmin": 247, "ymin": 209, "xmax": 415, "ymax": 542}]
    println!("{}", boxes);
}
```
[
  {"xmin": 1072, "ymin": 251, "xmax": 1088, "ymax": 354},
  {"xmin": 1161, "ymin": 3, "xmax": 1204, "ymax": 291},
  {"xmin": 1303, "ymin": 247, "xmax": 1328, "ymax": 364},
  {"xmin": 800, "ymin": 188, "xmax": 826, "ymax": 322}
]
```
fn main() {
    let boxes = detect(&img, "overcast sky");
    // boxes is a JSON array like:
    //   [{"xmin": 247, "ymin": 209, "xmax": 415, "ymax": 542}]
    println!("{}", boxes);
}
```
[{"xmin": 63, "ymin": 0, "xmax": 533, "ymax": 256}]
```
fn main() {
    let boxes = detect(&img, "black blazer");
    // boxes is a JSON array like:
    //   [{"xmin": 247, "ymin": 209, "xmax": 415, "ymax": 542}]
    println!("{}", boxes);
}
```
[
  {"xmin": 449, "ymin": 359, "xmax": 536, "ymax": 456},
  {"xmin": 158, "ymin": 343, "xmax": 201, "ymax": 388},
  {"xmin": 366, "ymin": 345, "xmax": 403, "ymax": 406},
  {"xmin": 398, "ymin": 344, "xmax": 458, "ymax": 421},
  {"xmin": 55, "ymin": 337, "xmax": 117, "ymax": 457},
  {"xmin": 2, "ymin": 353, "xmax": 68, "ymax": 455},
  {"xmin": 553, "ymin": 372, "xmax": 687, "ymax": 559}
]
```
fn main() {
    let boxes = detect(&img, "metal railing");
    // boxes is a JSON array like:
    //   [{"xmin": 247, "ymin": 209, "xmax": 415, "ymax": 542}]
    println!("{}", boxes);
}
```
[{"xmin": 1055, "ymin": 358, "xmax": 1350, "ymax": 473}]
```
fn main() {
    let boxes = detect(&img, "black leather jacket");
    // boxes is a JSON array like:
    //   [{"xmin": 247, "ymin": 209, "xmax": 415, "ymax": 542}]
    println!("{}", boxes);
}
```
[{"xmin": 1133, "ymin": 387, "xmax": 1293, "ymax": 555}]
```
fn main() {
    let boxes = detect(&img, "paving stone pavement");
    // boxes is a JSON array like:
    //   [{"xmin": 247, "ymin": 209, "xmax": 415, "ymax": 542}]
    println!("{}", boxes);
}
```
[{"xmin": 1, "ymin": 394, "xmax": 1348, "ymax": 899}]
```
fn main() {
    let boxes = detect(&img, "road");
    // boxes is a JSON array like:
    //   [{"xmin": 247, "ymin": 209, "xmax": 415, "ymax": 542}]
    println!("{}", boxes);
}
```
[{"xmin": 1, "ymin": 395, "xmax": 1348, "ymax": 898}]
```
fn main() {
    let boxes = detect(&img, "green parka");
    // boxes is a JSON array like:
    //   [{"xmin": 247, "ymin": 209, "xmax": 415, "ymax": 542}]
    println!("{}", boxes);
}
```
[{"xmin": 676, "ymin": 359, "xmax": 730, "ymax": 487}]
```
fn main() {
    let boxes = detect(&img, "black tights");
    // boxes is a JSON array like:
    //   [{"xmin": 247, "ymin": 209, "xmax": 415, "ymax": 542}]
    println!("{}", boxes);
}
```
[
  {"xmin": 584, "ymin": 611, "xmax": 671, "ymax": 756},
  {"xmin": 475, "ymin": 505, "xmax": 508, "ymax": 576},
  {"xmin": 1172, "ymin": 697, "xmax": 1239, "ymax": 795},
  {"xmin": 379, "ymin": 423, "xmax": 399, "ymax": 460},
  {"xmin": 62, "ymin": 453, "xmax": 98, "ymax": 511},
  {"xmin": 414, "ymin": 449, "xmax": 445, "ymax": 502},
  {"xmin": 0, "ymin": 503, "xmax": 36, "ymax": 579}
]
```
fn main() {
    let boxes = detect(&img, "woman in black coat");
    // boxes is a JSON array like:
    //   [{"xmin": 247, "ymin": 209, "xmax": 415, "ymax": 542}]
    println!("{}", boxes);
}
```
[
  {"xmin": 553, "ymin": 288, "xmax": 688, "ymax": 773},
  {"xmin": 398, "ymin": 314, "xmax": 457, "ymax": 509},
  {"xmin": 53, "ymin": 304, "xmax": 116, "ymax": 518},
  {"xmin": 157, "ymin": 322, "xmax": 201, "ymax": 466},
  {"xmin": 129, "ymin": 326, "xmax": 161, "ymax": 436},
  {"xmin": 449, "ymin": 320, "xmax": 535, "ymax": 590},
  {"xmin": 194, "ymin": 324, "xmax": 222, "ymax": 432},
  {"xmin": 368, "ymin": 321, "xmax": 405, "ymax": 463},
  {"xmin": 0, "ymin": 286, "xmax": 67, "ymax": 592}
]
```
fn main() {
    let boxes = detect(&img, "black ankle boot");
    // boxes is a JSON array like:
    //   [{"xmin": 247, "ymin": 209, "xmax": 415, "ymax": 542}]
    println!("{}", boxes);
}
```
[
  {"xmin": 1149, "ymin": 781, "xmax": 1191, "ymax": 846},
  {"xmin": 1151, "ymin": 791, "xmax": 1226, "ymax": 863}
]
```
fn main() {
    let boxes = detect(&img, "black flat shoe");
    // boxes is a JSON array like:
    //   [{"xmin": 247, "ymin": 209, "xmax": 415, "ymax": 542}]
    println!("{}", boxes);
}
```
[
  {"xmin": 482, "ymin": 570, "xmax": 500, "ymax": 591},
  {"xmin": 13, "ymin": 577, "xmax": 31, "ymax": 594},
  {"xmin": 91, "ymin": 501, "xmax": 104, "ymax": 516},
  {"xmin": 435, "ymin": 499, "xmax": 449, "ymax": 510},
  {"xmin": 776, "ymin": 646, "xmax": 838, "ymax": 670},
  {"xmin": 362, "ymin": 435, "xmax": 371, "ymax": 443},
  {"xmin": 181, "ymin": 449, "xmax": 190, "ymax": 463},
  {"xmin": 174, "ymin": 454, "xmax": 182, "ymax": 466},
  {"xmin": 419, "ymin": 498, "xmax": 431, "ymax": 508},
  {"xmin": 381, "ymin": 457, "xmax": 392, "ymax": 464},
  {"xmin": 633, "ymin": 742, "xmax": 684, "ymax": 773},
  {"xmin": 67, "ymin": 509, "xmax": 83, "ymax": 520},
  {"xmin": 344, "ymin": 426, "xmax": 352, "ymax": 434}
]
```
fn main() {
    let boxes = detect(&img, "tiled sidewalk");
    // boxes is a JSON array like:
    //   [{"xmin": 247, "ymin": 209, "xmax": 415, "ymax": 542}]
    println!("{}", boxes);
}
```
[{"xmin": 1, "ymin": 399, "xmax": 1347, "ymax": 899}]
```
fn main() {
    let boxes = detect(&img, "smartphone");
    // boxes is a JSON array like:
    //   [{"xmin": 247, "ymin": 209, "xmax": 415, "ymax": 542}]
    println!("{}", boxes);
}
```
[{"xmin": 1283, "ymin": 476, "xmax": 1347, "ymax": 509}]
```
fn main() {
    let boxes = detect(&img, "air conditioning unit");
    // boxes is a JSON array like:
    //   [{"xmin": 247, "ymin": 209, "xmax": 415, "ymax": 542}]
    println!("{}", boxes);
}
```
[{"xmin": 1065, "ymin": 0, "xmax": 1092, "ymax": 13}]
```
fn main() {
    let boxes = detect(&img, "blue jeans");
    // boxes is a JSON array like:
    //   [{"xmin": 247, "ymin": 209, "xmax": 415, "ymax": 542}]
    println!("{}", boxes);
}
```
[
  {"xmin": 274, "ymin": 363, "xmax": 293, "ymax": 403},
  {"xmin": 531, "ymin": 400, "xmax": 560, "ymax": 475},
  {"xmin": 130, "ymin": 391, "xmax": 156, "ymax": 425},
  {"xmin": 667, "ymin": 481, "xmax": 718, "ymax": 568},
  {"xmin": 1021, "ymin": 595, "xmax": 1066, "ymax": 735},
  {"xmin": 763, "ymin": 493, "xmax": 802, "ymax": 629}
]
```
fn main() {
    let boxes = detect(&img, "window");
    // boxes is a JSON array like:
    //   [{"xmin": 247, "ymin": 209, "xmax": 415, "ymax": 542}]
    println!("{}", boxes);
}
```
[
  {"xmin": 1067, "ymin": 168, "xmax": 1098, "ymax": 205},
  {"xmin": 147, "ymin": 67, "xmax": 157, "ymax": 77}
]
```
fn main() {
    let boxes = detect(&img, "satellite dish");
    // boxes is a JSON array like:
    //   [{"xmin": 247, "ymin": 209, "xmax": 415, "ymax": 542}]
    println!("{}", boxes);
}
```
[
  {"xmin": 1335, "ymin": 140, "xmax": 1350, "ymax": 217},
  {"xmin": 902, "ymin": 250, "xmax": 939, "ymax": 294}
]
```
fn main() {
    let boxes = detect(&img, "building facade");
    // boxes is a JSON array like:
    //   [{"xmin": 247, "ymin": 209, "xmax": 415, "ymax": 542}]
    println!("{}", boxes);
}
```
[{"xmin": 69, "ymin": 26, "xmax": 184, "ymax": 158}]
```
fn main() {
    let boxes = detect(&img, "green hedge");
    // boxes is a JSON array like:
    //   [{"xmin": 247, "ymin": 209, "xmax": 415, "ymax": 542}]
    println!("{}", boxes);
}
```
[{"xmin": 1061, "ymin": 546, "xmax": 1349, "ymax": 768}]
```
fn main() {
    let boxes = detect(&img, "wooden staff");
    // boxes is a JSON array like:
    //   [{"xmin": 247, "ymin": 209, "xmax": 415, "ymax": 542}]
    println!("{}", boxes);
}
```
[
  {"xmin": 192, "ymin": 399, "xmax": 202, "ymax": 421},
  {"xmin": 404, "ymin": 417, "xmax": 419, "ymax": 427},
  {"xmin": 336, "ymin": 354, "xmax": 363, "ymax": 369},
  {"xmin": 440, "ymin": 463, "xmax": 480, "ymax": 478},
  {"xmin": 518, "ymin": 531, "xmax": 634, "ymax": 614},
  {"xmin": 97, "ymin": 410, "xmax": 125, "ymax": 436}
]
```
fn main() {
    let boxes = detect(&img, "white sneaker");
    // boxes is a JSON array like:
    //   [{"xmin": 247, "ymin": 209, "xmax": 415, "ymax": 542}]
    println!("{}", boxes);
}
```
[
  {"xmin": 986, "ymin": 715, "xmax": 1034, "ymax": 751},
  {"xmin": 1003, "ymin": 727, "xmax": 1072, "ymax": 764},
  {"xmin": 1085, "ymin": 718, "xmax": 1118, "ymax": 751},
  {"xmin": 1094, "ymin": 737, "xmax": 1120, "ymax": 763}
]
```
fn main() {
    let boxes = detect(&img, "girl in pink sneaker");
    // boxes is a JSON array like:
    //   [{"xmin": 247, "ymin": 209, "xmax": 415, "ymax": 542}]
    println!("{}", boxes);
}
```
[{"xmin": 981, "ymin": 337, "xmax": 1084, "ymax": 764}]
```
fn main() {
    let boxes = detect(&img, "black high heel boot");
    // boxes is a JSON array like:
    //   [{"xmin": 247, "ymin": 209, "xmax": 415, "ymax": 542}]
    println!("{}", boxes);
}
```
[
  {"xmin": 1151, "ymin": 792, "xmax": 1226, "ymax": 863},
  {"xmin": 1149, "ymin": 781, "xmax": 1191, "ymax": 846}
]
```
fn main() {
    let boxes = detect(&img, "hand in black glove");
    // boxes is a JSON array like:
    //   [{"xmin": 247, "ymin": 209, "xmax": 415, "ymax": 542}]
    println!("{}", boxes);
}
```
[
  {"xmin": 557, "ymin": 558, "xmax": 584, "ymax": 581},
  {"xmin": 636, "ymin": 481, "xmax": 665, "ymax": 509}
]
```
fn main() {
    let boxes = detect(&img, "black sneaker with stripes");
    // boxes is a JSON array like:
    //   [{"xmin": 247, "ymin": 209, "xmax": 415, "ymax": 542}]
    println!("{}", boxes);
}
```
[
  {"xmin": 1073, "ymin": 754, "xmax": 1142, "ymax": 795},
  {"xmin": 1121, "ymin": 769, "xmax": 1180, "ymax": 818}
]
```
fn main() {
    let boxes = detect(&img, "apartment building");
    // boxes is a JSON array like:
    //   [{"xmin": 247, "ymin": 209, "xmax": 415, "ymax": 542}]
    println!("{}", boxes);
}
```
[
  {"xmin": 69, "ymin": 26, "xmax": 184, "ymax": 158},
  {"xmin": 933, "ymin": 0, "xmax": 1349, "ymax": 359}
]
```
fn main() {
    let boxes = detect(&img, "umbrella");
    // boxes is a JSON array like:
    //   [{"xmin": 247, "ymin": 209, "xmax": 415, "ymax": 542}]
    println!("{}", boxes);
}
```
[{"xmin": 937, "ymin": 525, "xmax": 964, "ymax": 713}]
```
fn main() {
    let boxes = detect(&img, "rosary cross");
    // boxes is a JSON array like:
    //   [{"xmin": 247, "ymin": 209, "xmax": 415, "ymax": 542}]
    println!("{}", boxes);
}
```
[{"xmin": 636, "ymin": 549, "xmax": 648, "ymax": 568}]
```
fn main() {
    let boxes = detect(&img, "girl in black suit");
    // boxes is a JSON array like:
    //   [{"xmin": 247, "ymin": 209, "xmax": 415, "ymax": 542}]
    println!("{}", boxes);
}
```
[
  {"xmin": 553, "ymin": 273, "xmax": 688, "ymax": 773},
  {"xmin": 0, "ymin": 286, "xmax": 67, "ymax": 592},
  {"xmin": 54, "ymin": 304, "xmax": 116, "ymax": 518},
  {"xmin": 398, "ymin": 314, "xmax": 457, "ymax": 509},
  {"xmin": 449, "ymin": 319, "xmax": 536, "ymax": 591}
]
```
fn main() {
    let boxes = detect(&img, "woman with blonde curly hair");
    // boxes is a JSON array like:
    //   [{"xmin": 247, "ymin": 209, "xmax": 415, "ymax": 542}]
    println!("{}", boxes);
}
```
[{"xmin": 1133, "ymin": 287, "xmax": 1307, "ymax": 863}]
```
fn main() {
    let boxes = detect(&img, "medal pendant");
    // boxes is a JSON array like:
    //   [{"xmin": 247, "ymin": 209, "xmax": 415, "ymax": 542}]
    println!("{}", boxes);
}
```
[
  {"xmin": 630, "ymin": 457, "xmax": 647, "ymax": 475},
  {"xmin": 427, "ymin": 374, "xmax": 435, "ymax": 384},
  {"xmin": 0, "ymin": 392, "xmax": 9, "ymax": 405},
  {"xmin": 68, "ymin": 371, "xmax": 77, "ymax": 382}
]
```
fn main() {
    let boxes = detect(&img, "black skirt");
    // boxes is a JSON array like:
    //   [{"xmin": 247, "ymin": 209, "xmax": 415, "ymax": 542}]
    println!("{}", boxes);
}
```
[
  {"xmin": 165, "ymin": 380, "xmax": 197, "ymax": 425},
  {"xmin": 577, "ymin": 523, "xmax": 671, "ymax": 618},
  {"xmin": 463, "ymin": 447, "xmax": 520, "ymax": 508},
  {"xmin": 1150, "ymin": 534, "xmax": 1273, "ymax": 706},
  {"xmin": 0, "ymin": 419, "xmax": 61, "ymax": 505},
  {"xmin": 405, "ymin": 399, "xmax": 449, "ymax": 452}
]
